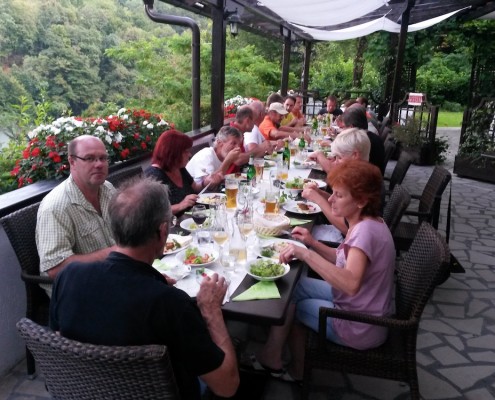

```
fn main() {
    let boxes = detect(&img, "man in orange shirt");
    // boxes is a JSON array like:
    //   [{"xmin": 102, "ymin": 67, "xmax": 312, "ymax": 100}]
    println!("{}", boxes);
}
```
[{"xmin": 260, "ymin": 102, "xmax": 309, "ymax": 142}]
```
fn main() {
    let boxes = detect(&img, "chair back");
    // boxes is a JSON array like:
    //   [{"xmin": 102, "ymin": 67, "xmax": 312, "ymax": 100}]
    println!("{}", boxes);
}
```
[
  {"xmin": 418, "ymin": 166, "xmax": 451, "ymax": 227},
  {"xmin": 383, "ymin": 185, "xmax": 410, "ymax": 235},
  {"xmin": 17, "ymin": 318, "xmax": 181, "ymax": 400},
  {"xmin": 395, "ymin": 222, "xmax": 450, "ymax": 321},
  {"xmin": 388, "ymin": 152, "xmax": 413, "ymax": 191},
  {"xmin": 107, "ymin": 165, "xmax": 143, "ymax": 188},
  {"xmin": 191, "ymin": 133, "xmax": 214, "ymax": 156},
  {"xmin": 383, "ymin": 139, "xmax": 396, "ymax": 171}
]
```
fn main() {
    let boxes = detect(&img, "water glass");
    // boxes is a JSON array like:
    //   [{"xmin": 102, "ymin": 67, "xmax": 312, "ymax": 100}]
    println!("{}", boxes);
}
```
[{"xmin": 254, "ymin": 158, "xmax": 265, "ymax": 183}]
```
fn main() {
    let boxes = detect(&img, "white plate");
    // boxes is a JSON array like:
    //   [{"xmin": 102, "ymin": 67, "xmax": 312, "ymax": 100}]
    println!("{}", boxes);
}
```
[
  {"xmin": 163, "ymin": 234, "xmax": 192, "ymax": 255},
  {"xmin": 166, "ymin": 264, "xmax": 192, "ymax": 281},
  {"xmin": 256, "ymin": 238, "xmax": 307, "ymax": 260},
  {"xmin": 225, "ymin": 173, "xmax": 247, "ymax": 181},
  {"xmin": 179, "ymin": 218, "xmax": 212, "ymax": 232},
  {"xmin": 196, "ymin": 193, "xmax": 226, "ymax": 206},
  {"xmin": 175, "ymin": 247, "xmax": 219, "ymax": 268},
  {"xmin": 264, "ymin": 160, "xmax": 276, "ymax": 168},
  {"xmin": 222, "ymin": 187, "xmax": 260, "ymax": 195},
  {"xmin": 283, "ymin": 201, "xmax": 321, "ymax": 215},
  {"xmin": 293, "ymin": 160, "xmax": 317, "ymax": 169},
  {"xmin": 245, "ymin": 259, "xmax": 290, "ymax": 281},
  {"xmin": 194, "ymin": 267, "xmax": 230, "ymax": 284}
]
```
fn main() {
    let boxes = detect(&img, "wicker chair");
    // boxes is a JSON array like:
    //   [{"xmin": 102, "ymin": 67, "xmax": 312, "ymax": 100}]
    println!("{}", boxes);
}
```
[
  {"xmin": 302, "ymin": 222, "xmax": 450, "ymax": 400},
  {"xmin": 383, "ymin": 185, "xmax": 411, "ymax": 235},
  {"xmin": 1, "ymin": 202, "xmax": 52, "ymax": 377},
  {"xmin": 107, "ymin": 165, "xmax": 143, "ymax": 188},
  {"xmin": 17, "ymin": 318, "xmax": 181, "ymax": 400},
  {"xmin": 384, "ymin": 151, "xmax": 413, "ymax": 194},
  {"xmin": 394, "ymin": 166, "xmax": 451, "ymax": 252},
  {"xmin": 382, "ymin": 139, "xmax": 396, "ymax": 172}
]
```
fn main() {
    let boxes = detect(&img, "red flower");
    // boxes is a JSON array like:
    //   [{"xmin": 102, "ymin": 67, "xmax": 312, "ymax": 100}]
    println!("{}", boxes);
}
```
[
  {"xmin": 22, "ymin": 149, "xmax": 30, "ymax": 159},
  {"xmin": 133, "ymin": 133, "xmax": 140, "ymax": 139},
  {"xmin": 145, "ymin": 135, "xmax": 151, "ymax": 142},
  {"xmin": 140, "ymin": 142, "xmax": 147, "ymax": 150},
  {"xmin": 31, "ymin": 147, "xmax": 41, "ymax": 157},
  {"xmin": 120, "ymin": 148, "xmax": 130, "ymax": 159},
  {"xmin": 46, "ymin": 136, "xmax": 56, "ymax": 148},
  {"xmin": 49, "ymin": 151, "xmax": 62, "ymax": 163},
  {"xmin": 10, "ymin": 165, "xmax": 20, "ymax": 176},
  {"xmin": 108, "ymin": 118, "xmax": 121, "ymax": 132},
  {"xmin": 112, "ymin": 141, "xmax": 120, "ymax": 149}
]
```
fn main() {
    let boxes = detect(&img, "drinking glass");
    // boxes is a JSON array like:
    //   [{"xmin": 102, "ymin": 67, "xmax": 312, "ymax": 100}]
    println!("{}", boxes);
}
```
[
  {"xmin": 191, "ymin": 204, "xmax": 207, "ymax": 230},
  {"xmin": 264, "ymin": 188, "xmax": 279, "ymax": 214},
  {"xmin": 253, "ymin": 158, "xmax": 265, "ymax": 184},
  {"xmin": 225, "ymin": 178, "xmax": 239, "ymax": 209},
  {"xmin": 276, "ymin": 161, "xmax": 289, "ymax": 181},
  {"xmin": 211, "ymin": 205, "xmax": 229, "ymax": 253},
  {"xmin": 237, "ymin": 179, "xmax": 251, "ymax": 210}
]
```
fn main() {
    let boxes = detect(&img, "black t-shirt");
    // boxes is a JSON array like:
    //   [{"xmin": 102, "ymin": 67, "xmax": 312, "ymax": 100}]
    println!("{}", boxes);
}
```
[
  {"xmin": 50, "ymin": 252, "xmax": 225, "ymax": 400},
  {"xmin": 317, "ymin": 107, "xmax": 343, "ymax": 118},
  {"xmin": 367, "ymin": 130, "xmax": 386, "ymax": 175},
  {"xmin": 144, "ymin": 166, "xmax": 195, "ymax": 215}
]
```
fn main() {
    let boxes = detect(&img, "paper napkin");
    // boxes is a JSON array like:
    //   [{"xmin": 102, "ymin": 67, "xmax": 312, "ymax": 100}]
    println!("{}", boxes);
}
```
[
  {"xmin": 233, "ymin": 281, "xmax": 281, "ymax": 301},
  {"xmin": 289, "ymin": 218, "xmax": 312, "ymax": 226}
]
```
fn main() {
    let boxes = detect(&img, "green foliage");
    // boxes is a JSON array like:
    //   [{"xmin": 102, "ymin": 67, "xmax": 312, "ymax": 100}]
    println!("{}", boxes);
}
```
[
  {"xmin": 437, "ymin": 111, "xmax": 463, "ymax": 127},
  {"xmin": 459, "ymin": 103, "xmax": 495, "ymax": 160}
]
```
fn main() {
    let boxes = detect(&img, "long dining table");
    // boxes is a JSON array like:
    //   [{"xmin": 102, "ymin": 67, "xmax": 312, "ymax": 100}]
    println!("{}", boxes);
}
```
[{"xmin": 157, "ymin": 156, "xmax": 328, "ymax": 326}]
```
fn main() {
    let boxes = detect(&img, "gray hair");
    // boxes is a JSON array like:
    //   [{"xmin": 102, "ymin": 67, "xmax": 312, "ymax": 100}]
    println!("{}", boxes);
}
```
[
  {"xmin": 342, "ymin": 105, "xmax": 368, "ymax": 130},
  {"xmin": 249, "ymin": 100, "xmax": 265, "ymax": 121},
  {"xmin": 331, "ymin": 128, "xmax": 370, "ymax": 161},
  {"xmin": 214, "ymin": 126, "xmax": 241, "ymax": 147},
  {"xmin": 109, "ymin": 177, "xmax": 172, "ymax": 247}
]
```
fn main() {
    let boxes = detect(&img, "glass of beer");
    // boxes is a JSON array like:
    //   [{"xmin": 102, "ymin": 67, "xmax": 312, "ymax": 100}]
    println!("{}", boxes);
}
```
[
  {"xmin": 254, "ymin": 158, "xmax": 265, "ymax": 183},
  {"xmin": 276, "ymin": 162, "xmax": 289, "ymax": 181},
  {"xmin": 225, "ymin": 178, "xmax": 239, "ymax": 209},
  {"xmin": 264, "ymin": 188, "xmax": 279, "ymax": 214}
]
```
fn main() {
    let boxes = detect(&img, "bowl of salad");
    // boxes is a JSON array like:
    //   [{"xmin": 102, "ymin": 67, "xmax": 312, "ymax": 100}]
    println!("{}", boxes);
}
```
[
  {"xmin": 176, "ymin": 246, "xmax": 218, "ymax": 268},
  {"xmin": 246, "ymin": 259, "xmax": 290, "ymax": 281}
]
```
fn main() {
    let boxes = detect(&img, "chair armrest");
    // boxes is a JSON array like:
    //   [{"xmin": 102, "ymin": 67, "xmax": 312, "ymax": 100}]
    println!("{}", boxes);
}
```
[
  {"xmin": 21, "ymin": 271, "xmax": 54, "ymax": 285},
  {"xmin": 317, "ymin": 307, "xmax": 416, "ymax": 344},
  {"xmin": 403, "ymin": 210, "xmax": 431, "ymax": 219},
  {"xmin": 318, "ymin": 240, "xmax": 341, "ymax": 248}
]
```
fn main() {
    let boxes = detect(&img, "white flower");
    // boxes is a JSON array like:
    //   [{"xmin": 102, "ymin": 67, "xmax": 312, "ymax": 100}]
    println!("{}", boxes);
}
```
[
  {"xmin": 146, "ymin": 123, "xmax": 154, "ymax": 130},
  {"xmin": 115, "ymin": 133, "xmax": 123, "ymax": 143},
  {"xmin": 157, "ymin": 119, "xmax": 167, "ymax": 126},
  {"xmin": 122, "ymin": 114, "xmax": 129, "ymax": 120},
  {"xmin": 105, "ymin": 134, "xmax": 113, "ymax": 144},
  {"xmin": 96, "ymin": 126, "xmax": 105, "ymax": 133},
  {"xmin": 117, "ymin": 108, "xmax": 127, "ymax": 116},
  {"xmin": 49, "ymin": 127, "xmax": 61, "ymax": 135},
  {"xmin": 142, "ymin": 120, "xmax": 149, "ymax": 126}
]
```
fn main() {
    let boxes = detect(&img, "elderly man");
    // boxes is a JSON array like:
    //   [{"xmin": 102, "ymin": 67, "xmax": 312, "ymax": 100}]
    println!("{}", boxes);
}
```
[
  {"xmin": 259, "ymin": 102, "xmax": 308, "ymax": 141},
  {"xmin": 186, "ymin": 126, "xmax": 243, "ymax": 183},
  {"xmin": 318, "ymin": 95, "xmax": 343, "ymax": 121},
  {"xmin": 244, "ymin": 100, "xmax": 278, "ymax": 156},
  {"xmin": 50, "ymin": 178, "xmax": 239, "ymax": 399},
  {"xmin": 36, "ymin": 135, "xmax": 116, "ymax": 296}
]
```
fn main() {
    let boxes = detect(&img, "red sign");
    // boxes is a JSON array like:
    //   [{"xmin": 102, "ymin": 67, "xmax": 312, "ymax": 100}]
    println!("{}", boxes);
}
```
[{"xmin": 408, "ymin": 93, "xmax": 424, "ymax": 106}]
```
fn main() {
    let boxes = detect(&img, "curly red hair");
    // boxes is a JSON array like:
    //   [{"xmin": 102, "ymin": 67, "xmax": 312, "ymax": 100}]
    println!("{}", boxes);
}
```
[
  {"xmin": 151, "ymin": 129, "xmax": 193, "ymax": 171},
  {"xmin": 327, "ymin": 159, "xmax": 383, "ymax": 217}
]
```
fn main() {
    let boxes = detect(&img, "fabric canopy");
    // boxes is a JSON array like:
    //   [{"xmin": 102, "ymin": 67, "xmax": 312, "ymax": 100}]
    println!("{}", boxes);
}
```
[
  {"xmin": 260, "ymin": 0, "xmax": 388, "ymax": 27},
  {"xmin": 292, "ymin": 8, "xmax": 467, "ymax": 41}
]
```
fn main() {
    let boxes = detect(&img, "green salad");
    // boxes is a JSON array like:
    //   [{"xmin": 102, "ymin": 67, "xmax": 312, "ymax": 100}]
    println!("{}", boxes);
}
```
[
  {"xmin": 250, "ymin": 259, "xmax": 285, "ymax": 277},
  {"xmin": 285, "ymin": 177, "xmax": 304, "ymax": 189}
]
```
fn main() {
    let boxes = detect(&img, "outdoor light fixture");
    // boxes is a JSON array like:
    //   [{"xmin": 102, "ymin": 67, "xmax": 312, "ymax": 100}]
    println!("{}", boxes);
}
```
[
  {"xmin": 193, "ymin": 2, "xmax": 205, "ymax": 9},
  {"xmin": 225, "ymin": 9, "xmax": 241, "ymax": 37},
  {"xmin": 280, "ymin": 25, "xmax": 291, "ymax": 39}
]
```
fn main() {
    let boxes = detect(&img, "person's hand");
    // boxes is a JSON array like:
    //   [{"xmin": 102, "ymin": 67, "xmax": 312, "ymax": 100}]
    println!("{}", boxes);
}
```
[
  {"xmin": 161, "ymin": 273, "xmax": 177, "ymax": 285},
  {"xmin": 275, "ymin": 139, "xmax": 285, "ymax": 151},
  {"xmin": 290, "ymin": 226, "xmax": 314, "ymax": 246},
  {"xmin": 302, "ymin": 187, "xmax": 322, "ymax": 203},
  {"xmin": 205, "ymin": 171, "xmax": 224, "ymax": 187},
  {"xmin": 197, "ymin": 273, "xmax": 228, "ymax": 310},
  {"xmin": 180, "ymin": 194, "xmax": 198, "ymax": 210},
  {"xmin": 308, "ymin": 150, "xmax": 323, "ymax": 161},
  {"xmin": 224, "ymin": 147, "xmax": 242, "ymax": 165},
  {"xmin": 303, "ymin": 130, "xmax": 312, "ymax": 145},
  {"xmin": 261, "ymin": 140, "xmax": 274, "ymax": 154},
  {"xmin": 279, "ymin": 243, "xmax": 307, "ymax": 264}
]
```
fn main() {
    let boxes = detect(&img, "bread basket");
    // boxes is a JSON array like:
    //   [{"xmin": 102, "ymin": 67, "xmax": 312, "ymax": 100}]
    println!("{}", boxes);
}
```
[{"xmin": 254, "ymin": 214, "xmax": 290, "ymax": 237}]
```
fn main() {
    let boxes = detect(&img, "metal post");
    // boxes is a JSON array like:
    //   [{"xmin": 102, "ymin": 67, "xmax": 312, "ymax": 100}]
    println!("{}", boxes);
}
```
[
  {"xmin": 143, "ymin": 1, "xmax": 201, "ymax": 130},
  {"xmin": 281, "ymin": 35, "xmax": 291, "ymax": 96},
  {"xmin": 211, "ymin": 3, "xmax": 227, "ymax": 131},
  {"xmin": 301, "ymin": 41, "xmax": 312, "ymax": 114}
]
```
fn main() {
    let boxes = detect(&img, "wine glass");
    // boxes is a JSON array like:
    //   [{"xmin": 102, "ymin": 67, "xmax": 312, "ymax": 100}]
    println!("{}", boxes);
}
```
[
  {"xmin": 191, "ymin": 204, "xmax": 207, "ymax": 230},
  {"xmin": 237, "ymin": 179, "xmax": 251, "ymax": 210},
  {"xmin": 211, "ymin": 206, "xmax": 229, "ymax": 252}
]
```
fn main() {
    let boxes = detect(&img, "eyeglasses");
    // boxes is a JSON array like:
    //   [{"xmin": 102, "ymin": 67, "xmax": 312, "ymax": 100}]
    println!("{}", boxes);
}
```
[{"xmin": 71, "ymin": 155, "xmax": 110, "ymax": 163}]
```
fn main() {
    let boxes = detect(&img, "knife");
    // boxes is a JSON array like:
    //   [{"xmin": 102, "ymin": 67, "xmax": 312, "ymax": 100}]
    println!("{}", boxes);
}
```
[{"xmin": 198, "ymin": 181, "xmax": 211, "ymax": 195}]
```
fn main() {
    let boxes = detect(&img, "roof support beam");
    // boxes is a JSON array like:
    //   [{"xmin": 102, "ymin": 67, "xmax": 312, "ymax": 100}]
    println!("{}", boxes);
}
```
[
  {"xmin": 390, "ymin": 0, "xmax": 415, "ymax": 118},
  {"xmin": 301, "ymin": 41, "xmax": 312, "ymax": 111},
  {"xmin": 211, "ymin": 2, "xmax": 227, "ymax": 131},
  {"xmin": 281, "ymin": 34, "xmax": 291, "ymax": 96}
]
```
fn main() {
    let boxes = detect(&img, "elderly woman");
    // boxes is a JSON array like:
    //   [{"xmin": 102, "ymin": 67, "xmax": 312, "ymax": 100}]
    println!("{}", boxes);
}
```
[
  {"xmin": 144, "ymin": 129, "xmax": 222, "ymax": 216},
  {"xmin": 252, "ymin": 159, "xmax": 395, "ymax": 382}
]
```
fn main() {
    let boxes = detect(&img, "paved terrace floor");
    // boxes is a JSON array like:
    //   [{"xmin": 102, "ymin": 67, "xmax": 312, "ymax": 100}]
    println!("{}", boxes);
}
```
[{"xmin": 1, "ymin": 128, "xmax": 495, "ymax": 399}]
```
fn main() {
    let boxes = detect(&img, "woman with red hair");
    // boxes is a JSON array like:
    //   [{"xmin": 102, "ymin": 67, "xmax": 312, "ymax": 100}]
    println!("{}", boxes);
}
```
[
  {"xmin": 144, "ymin": 130, "xmax": 222, "ymax": 216},
  {"xmin": 250, "ymin": 159, "xmax": 395, "ymax": 382}
]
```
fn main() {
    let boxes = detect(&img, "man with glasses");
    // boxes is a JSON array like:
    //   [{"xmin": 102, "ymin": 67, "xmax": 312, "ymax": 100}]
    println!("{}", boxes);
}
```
[{"xmin": 36, "ymin": 135, "xmax": 116, "ymax": 296}]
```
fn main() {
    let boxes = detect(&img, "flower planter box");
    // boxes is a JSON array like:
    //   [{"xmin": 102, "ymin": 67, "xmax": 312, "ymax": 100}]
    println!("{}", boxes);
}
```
[{"xmin": 453, "ymin": 155, "xmax": 495, "ymax": 184}]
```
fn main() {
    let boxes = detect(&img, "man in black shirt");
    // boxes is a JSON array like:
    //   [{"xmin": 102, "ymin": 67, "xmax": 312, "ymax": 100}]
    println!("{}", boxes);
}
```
[
  {"xmin": 317, "ymin": 95, "xmax": 344, "ymax": 121},
  {"xmin": 50, "ymin": 177, "xmax": 239, "ymax": 400}
]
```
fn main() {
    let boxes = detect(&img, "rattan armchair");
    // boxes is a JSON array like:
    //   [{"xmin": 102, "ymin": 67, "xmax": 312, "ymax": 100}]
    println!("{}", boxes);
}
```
[
  {"xmin": 394, "ymin": 166, "xmax": 451, "ymax": 252},
  {"xmin": 385, "ymin": 151, "xmax": 413, "ymax": 194},
  {"xmin": 1, "ymin": 202, "xmax": 52, "ymax": 377},
  {"xmin": 302, "ymin": 222, "xmax": 450, "ymax": 400},
  {"xmin": 383, "ymin": 184, "xmax": 411, "ymax": 235},
  {"xmin": 17, "ymin": 318, "xmax": 181, "ymax": 400}
]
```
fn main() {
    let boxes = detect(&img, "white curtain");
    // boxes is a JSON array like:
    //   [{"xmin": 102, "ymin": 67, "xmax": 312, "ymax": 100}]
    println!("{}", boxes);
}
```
[
  {"xmin": 292, "ymin": 8, "xmax": 467, "ymax": 40},
  {"xmin": 260, "ymin": 0, "xmax": 388, "ymax": 27}
]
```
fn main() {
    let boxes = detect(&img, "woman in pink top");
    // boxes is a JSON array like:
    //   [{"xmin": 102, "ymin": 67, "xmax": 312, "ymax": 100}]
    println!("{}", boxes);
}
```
[{"xmin": 253, "ymin": 159, "xmax": 395, "ymax": 382}]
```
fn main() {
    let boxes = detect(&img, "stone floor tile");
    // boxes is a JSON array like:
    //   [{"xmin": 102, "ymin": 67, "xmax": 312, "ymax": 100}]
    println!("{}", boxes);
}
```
[
  {"xmin": 432, "ymin": 289, "xmax": 469, "ymax": 304},
  {"xmin": 417, "ymin": 368, "xmax": 461, "ymax": 399},
  {"xmin": 430, "ymin": 345, "xmax": 470, "ymax": 366},
  {"xmin": 438, "ymin": 365, "xmax": 495, "ymax": 391},
  {"xmin": 441, "ymin": 317, "xmax": 484, "ymax": 335},
  {"xmin": 469, "ymin": 252, "xmax": 495, "ymax": 266},
  {"xmin": 467, "ymin": 334, "xmax": 495, "ymax": 350},
  {"xmin": 468, "ymin": 351, "xmax": 495, "ymax": 362},
  {"xmin": 420, "ymin": 319, "xmax": 458, "ymax": 335},
  {"xmin": 347, "ymin": 375, "xmax": 409, "ymax": 400},
  {"xmin": 464, "ymin": 388, "xmax": 495, "ymax": 400},
  {"xmin": 437, "ymin": 305, "xmax": 465, "ymax": 318},
  {"xmin": 417, "ymin": 332, "xmax": 442, "ymax": 349}
]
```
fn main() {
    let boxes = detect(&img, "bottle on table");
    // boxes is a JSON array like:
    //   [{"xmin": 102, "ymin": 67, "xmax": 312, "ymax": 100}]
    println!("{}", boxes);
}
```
[
  {"xmin": 298, "ymin": 136, "xmax": 306, "ymax": 151},
  {"xmin": 246, "ymin": 155, "xmax": 256, "ymax": 184},
  {"xmin": 282, "ymin": 140, "xmax": 290, "ymax": 167}
]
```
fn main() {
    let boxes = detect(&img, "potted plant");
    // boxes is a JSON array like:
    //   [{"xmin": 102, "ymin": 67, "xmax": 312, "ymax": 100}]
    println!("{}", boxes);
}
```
[
  {"xmin": 454, "ymin": 98, "xmax": 495, "ymax": 183},
  {"xmin": 391, "ymin": 117, "xmax": 448, "ymax": 165}
]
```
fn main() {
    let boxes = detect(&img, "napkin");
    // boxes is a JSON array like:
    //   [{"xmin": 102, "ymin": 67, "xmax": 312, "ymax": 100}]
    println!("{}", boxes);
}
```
[
  {"xmin": 289, "ymin": 218, "xmax": 312, "ymax": 226},
  {"xmin": 233, "ymin": 281, "xmax": 281, "ymax": 301}
]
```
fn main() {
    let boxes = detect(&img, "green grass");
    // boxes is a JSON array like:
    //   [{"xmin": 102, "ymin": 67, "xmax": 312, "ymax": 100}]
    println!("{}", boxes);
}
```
[{"xmin": 437, "ymin": 111, "xmax": 463, "ymax": 127}]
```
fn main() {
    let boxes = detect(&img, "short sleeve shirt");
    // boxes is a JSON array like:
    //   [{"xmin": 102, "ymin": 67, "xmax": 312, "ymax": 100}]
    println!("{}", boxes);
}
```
[
  {"xmin": 50, "ymin": 252, "xmax": 224, "ymax": 400},
  {"xmin": 36, "ymin": 175, "xmax": 115, "ymax": 278},
  {"xmin": 332, "ymin": 219, "xmax": 395, "ymax": 349},
  {"xmin": 244, "ymin": 125, "xmax": 265, "ymax": 146},
  {"xmin": 259, "ymin": 115, "xmax": 278, "ymax": 140},
  {"xmin": 280, "ymin": 113, "xmax": 294, "ymax": 127},
  {"xmin": 186, "ymin": 147, "xmax": 222, "ymax": 181},
  {"xmin": 144, "ymin": 166, "xmax": 195, "ymax": 206}
]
